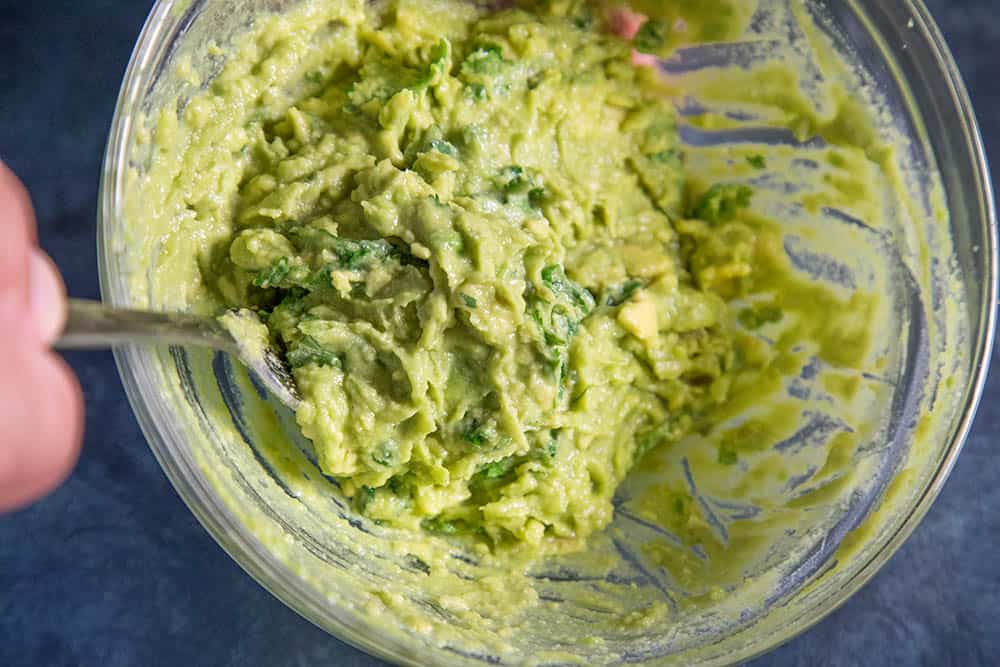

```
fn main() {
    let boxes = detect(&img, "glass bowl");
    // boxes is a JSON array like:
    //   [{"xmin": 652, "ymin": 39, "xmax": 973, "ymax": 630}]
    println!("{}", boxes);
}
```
[{"xmin": 98, "ymin": 0, "xmax": 996, "ymax": 664}]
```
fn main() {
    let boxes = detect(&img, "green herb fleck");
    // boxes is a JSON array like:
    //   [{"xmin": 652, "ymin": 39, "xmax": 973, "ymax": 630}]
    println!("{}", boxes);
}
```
[
  {"xmin": 528, "ymin": 187, "xmax": 547, "ymax": 208},
  {"xmin": 649, "ymin": 148, "xmax": 680, "ymax": 165},
  {"xmin": 308, "ymin": 264, "xmax": 333, "ymax": 290},
  {"xmin": 335, "ymin": 238, "xmax": 394, "ymax": 269},
  {"xmin": 387, "ymin": 476, "xmax": 404, "ymax": 494},
  {"xmin": 738, "ymin": 303, "xmax": 783, "ymax": 330},
  {"xmin": 465, "ymin": 83, "xmax": 487, "ymax": 101},
  {"xmin": 460, "ymin": 293, "xmax": 478, "ymax": 308},
  {"xmin": 461, "ymin": 416, "xmax": 496, "ymax": 448},
  {"xmin": 413, "ymin": 39, "xmax": 451, "ymax": 89},
  {"xmin": 464, "ymin": 427, "xmax": 491, "ymax": 448},
  {"xmin": 355, "ymin": 485, "xmax": 376, "ymax": 512},
  {"xmin": 691, "ymin": 183, "xmax": 754, "ymax": 224},
  {"xmin": 371, "ymin": 440, "xmax": 398, "ymax": 466},
  {"xmin": 499, "ymin": 165, "xmax": 526, "ymax": 192},
  {"xmin": 305, "ymin": 70, "xmax": 324, "ymax": 85},
  {"xmin": 422, "ymin": 516, "xmax": 459, "ymax": 535},
  {"xmin": 286, "ymin": 335, "xmax": 340, "ymax": 369},
  {"xmin": 604, "ymin": 279, "xmax": 643, "ymax": 306},
  {"xmin": 479, "ymin": 457, "xmax": 515, "ymax": 479},
  {"xmin": 462, "ymin": 42, "xmax": 505, "ymax": 76},
  {"xmin": 572, "ymin": 15, "xmax": 593, "ymax": 29},
  {"xmin": 541, "ymin": 264, "xmax": 595, "ymax": 312},
  {"xmin": 528, "ymin": 307, "xmax": 545, "ymax": 332},
  {"xmin": 545, "ymin": 432, "xmax": 559, "ymax": 459},
  {"xmin": 634, "ymin": 20, "xmax": 668, "ymax": 54},
  {"xmin": 546, "ymin": 441, "xmax": 558, "ymax": 459},
  {"xmin": 747, "ymin": 154, "xmax": 767, "ymax": 169},
  {"xmin": 253, "ymin": 257, "xmax": 291, "ymax": 288},
  {"xmin": 718, "ymin": 448, "xmax": 739, "ymax": 465}
]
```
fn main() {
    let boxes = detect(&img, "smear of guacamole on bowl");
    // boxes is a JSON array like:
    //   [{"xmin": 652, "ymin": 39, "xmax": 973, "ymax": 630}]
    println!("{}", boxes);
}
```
[{"xmin": 203, "ymin": 0, "xmax": 760, "ymax": 550}]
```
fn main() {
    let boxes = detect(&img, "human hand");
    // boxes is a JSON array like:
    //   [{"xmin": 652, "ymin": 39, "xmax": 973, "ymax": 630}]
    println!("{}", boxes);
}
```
[{"xmin": 0, "ymin": 162, "xmax": 83, "ymax": 511}]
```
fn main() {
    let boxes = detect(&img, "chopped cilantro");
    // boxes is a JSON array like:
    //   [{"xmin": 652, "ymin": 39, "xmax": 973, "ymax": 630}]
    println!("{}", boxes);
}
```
[
  {"xmin": 421, "ymin": 516, "xmax": 459, "ymax": 535},
  {"xmin": 544, "ymin": 431, "xmax": 560, "ymax": 460},
  {"xmin": 335, "ymin": 238, "xmax": 394, "ymax": 269},
  {"xmin": 312, "ymin": 240, "xmax": 395, "ymax": 279},
  {"xmin": 355, "ymin": 485, "xmax": 376, "ymax": 512},
  {"xmin": 691, "ymin": 183, "xmax": 753, "ymax": 224},
  {"xmin": 461, "ymin": 42, "xmax": 506, "ymax": 76},
  {"xmin": 460, "ymin": 416, "xmax": 496, "ymax": 448},
  {"xmin": 253, "ymin": 257, "xmax": 292, "ymax": 288},
  {"xmin": 649, "ymin": 148, "xmax": 680, "ymax": 165},
  {"xmin": 604, "ymin": 279, "xmax": 643, "ymax": 306},
  {"xmin": 304, "ymin": 70, "xmax": 324, "ymax": 85},
  {"xmin": 541, "ymin": 264, "xmax": 595, "ymax": 312},
  {"xmin": 308, "ymin": 264, "xmax": 334, "ymax": 290},
  {"xmin": 387, "ymin": 476, "xmax": 404, "ymax": 494},
  {"xmin": 718, "ymin": 448, "xmax": 739, "ymax": 465},
  {"xmin": 528, "ymin": 187, "xmax": 547, "ymax": 208},
  {"xmin": 634, "ymin": 20, "xmax": 668, "ymax": 54},
  {"xmin": 371, "ymin": 440, "xmax": 398, "ymax": 466},
  {"xmin": 479, "ymin": 457, "xmax": 515, "ymax": 479},
  {"xmin": 738, "ymin": 303, "xmax": 783, "ymax": 329},
  {"xmin": 413, "ymin": 39, "xmax": 451, "ymax": 89},
  {"xmin": 460, "ymin": 293, "xmax": 478, "ymax": 308},
  {"xmin": 747, "ymin": 154, "xmax": 767, "ymax": 169},
  {"xmin": 499, "ymin": 165, "xmax": 527, "ymax": 192},
  {"xmin": 292, "ymin": 228, "xmax": 398, "ymax": 274},
  {"xmin": 464, "ymin": 426, "xmax": 492, "ymax": 447},
  {"xmin": 286, "ymin": 335, "xmax": 340, "ymax": 369},
  {"xmin": 546, "ymin": 440, "xmax": 558, "ymax": 459},
  {"xmin": 465, "ymin": 83, "xmax": 487, "ymax": 101}
]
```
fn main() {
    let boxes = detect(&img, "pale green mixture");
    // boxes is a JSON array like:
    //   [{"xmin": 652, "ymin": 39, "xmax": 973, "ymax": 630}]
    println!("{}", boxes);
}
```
[
  {"xmin": 123, "ymin": 0, "xmax": 965, "ymax": 660},
  {"xmin": 197, "ymin": 0, "xmax": 761, "ymax": 549}
]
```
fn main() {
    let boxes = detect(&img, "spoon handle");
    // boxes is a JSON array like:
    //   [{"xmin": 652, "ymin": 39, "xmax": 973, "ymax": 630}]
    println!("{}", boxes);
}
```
[{"xmin": 56, "ymin": 298, "xmax": 236, "ymax": 352}]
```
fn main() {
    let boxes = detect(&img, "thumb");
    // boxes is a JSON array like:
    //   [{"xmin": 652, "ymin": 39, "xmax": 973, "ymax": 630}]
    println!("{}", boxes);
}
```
[
  {"xmin": 0, "ymin": 346, "xmax": 83, "ymax": 511},
  {"xmin": 29, "ymin": 248, "xmax": 69, "ymax": 344},
  {"xmin": 0, "ymin": 163, "xmax": 83, "ymax": 512}
]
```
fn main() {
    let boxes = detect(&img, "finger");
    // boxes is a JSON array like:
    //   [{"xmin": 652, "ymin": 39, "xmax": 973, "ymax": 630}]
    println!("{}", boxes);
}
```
[
  {"xmin": 0, "ymin": 161, "xmax": 36, "ymax": 334},
  {"xmin": 607, "ymin": 6, "xmax": 646, "ymax": 39},
  {"xmin": 0, "ymin": 348, "xmax": 84, "ymax": 512},
  {"xmin": 0, "ymin": 160, "xmax": 37, "ymax": 242},
  {"xmin": 30, "ymin": 249, "xmax": 68, "ymax": 344}
]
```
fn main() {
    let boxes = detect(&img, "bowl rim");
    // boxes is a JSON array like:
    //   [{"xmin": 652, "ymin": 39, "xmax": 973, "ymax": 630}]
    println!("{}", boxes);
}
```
[{"xmin": 97, "ymin": 0, "xmax": 997, "ymax": 664}]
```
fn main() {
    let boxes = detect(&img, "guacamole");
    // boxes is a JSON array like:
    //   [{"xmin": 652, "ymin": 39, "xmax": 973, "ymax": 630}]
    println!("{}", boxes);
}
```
[
  {"xmin": 199, "ymin": 0, "xmax": 757, "ymax": 549},
  {"xmin": 122, "ymin": 0, "xmax": 965, "ymax": 659}
]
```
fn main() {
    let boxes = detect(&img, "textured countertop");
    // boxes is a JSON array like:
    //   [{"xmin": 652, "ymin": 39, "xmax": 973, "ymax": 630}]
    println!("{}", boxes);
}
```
[{"xmin": 1, "ymin": 1, "xmax": 997, "ymax": 664}]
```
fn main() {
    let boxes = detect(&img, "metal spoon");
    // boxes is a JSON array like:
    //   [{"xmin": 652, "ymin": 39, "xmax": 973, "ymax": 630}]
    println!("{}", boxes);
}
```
[{"xmin": 56, "ymin": 298, "xmax": 301, "ymax": 410}]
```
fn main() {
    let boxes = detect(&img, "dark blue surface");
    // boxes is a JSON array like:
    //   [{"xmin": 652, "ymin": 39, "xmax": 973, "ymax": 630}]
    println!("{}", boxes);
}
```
[{"xmin": 1, "ymin": 1, "xmax": 997, "ymax": 665}]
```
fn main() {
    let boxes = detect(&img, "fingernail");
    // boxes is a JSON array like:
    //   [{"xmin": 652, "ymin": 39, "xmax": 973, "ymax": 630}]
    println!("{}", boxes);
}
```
[{"xmin": 29, "ymin": 249, "xmax": 68, "ymax": 344}]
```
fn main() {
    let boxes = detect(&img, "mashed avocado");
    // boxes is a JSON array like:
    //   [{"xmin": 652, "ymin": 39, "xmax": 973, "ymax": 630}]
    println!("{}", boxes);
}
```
[
  {"xmin": 121, "ymin": 0, "xmax": 968, "ymax": 659},
  {"xmin": 206, "ymin": 0, "xmax": 757, "ymax": 548}
]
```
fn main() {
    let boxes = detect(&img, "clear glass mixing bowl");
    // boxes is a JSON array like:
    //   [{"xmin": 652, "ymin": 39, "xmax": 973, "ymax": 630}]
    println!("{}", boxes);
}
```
[{"xmin": 98, "ymin": 0, "xmax": 996, "ymax": 664}]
